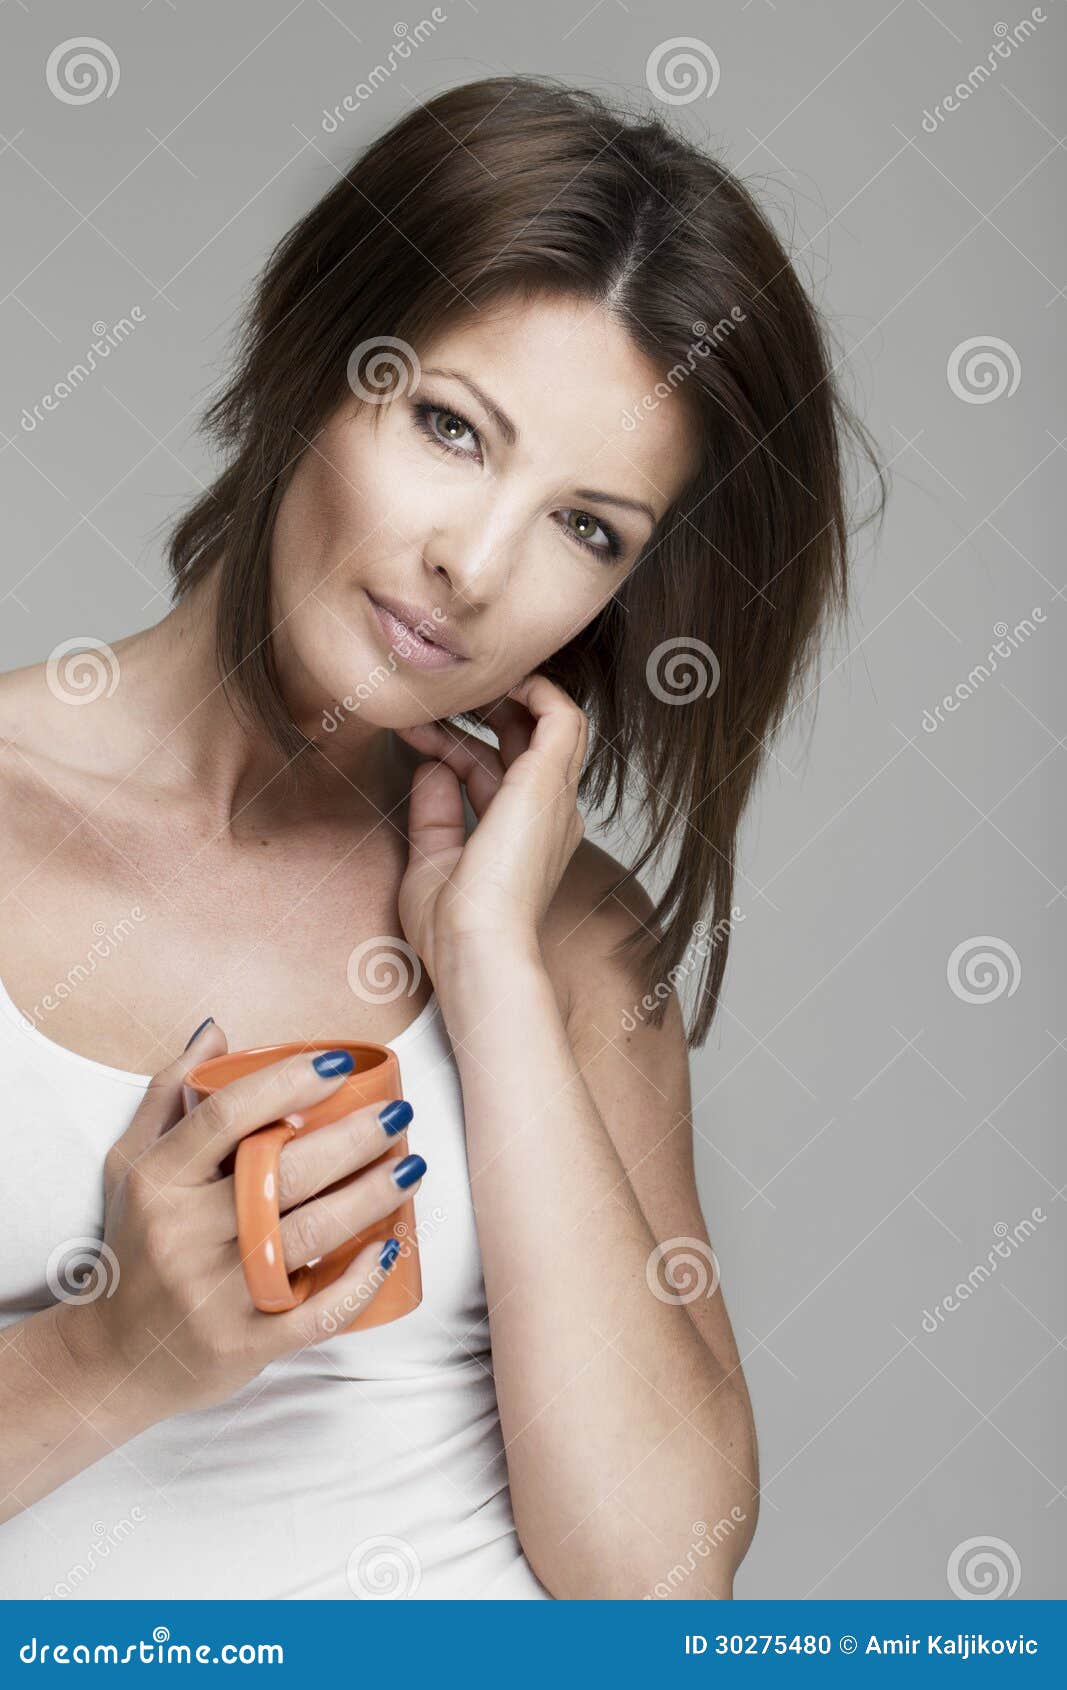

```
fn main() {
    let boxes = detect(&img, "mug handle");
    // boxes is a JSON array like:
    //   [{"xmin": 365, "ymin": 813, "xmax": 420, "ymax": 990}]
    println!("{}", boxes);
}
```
[{"xmin": 234, "ymin": 1118, "xmax": 317, "ymax": 1313}]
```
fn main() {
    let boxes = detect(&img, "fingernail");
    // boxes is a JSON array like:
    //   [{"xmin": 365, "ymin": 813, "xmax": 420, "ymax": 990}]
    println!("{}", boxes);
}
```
[
  {"xmin": 392, "ymin": 1153, "xmax": 426, "ymax": 1190},
  {"xmin": 312, "ymin": 1048, "xmax": 355, "ymax": 1078},
  {"xmin": 379, "ymin": 1099, "xmax": 413, "ymax": 1137},
  {"xmin": 379, "ymin": 1236, "xmax": 401, "ymax": 1272},
  {"xmin": 183, "ymin": 1017, "xmax": 214, "ymax": 1052}
]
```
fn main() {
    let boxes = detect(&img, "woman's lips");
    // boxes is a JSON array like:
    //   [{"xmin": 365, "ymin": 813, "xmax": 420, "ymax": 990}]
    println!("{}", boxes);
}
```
[{"xmin": 364, "ymin": 591, "xmax": 466, "ymax": 671}]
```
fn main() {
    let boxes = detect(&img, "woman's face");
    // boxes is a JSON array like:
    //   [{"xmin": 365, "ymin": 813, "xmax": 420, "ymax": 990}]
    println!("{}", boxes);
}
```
[{"xmin": 271, "ymin": 291, "xmax": 701, "ymax": 731}]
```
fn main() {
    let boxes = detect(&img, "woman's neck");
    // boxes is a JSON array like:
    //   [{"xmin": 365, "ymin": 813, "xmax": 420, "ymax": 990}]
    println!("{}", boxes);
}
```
[{"xmin": 32, "ymin": 568, "xmax": 415, "ymax": 843}]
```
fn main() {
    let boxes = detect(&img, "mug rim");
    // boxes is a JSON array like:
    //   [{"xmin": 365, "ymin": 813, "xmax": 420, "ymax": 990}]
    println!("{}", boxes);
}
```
[{"xmin": 185, "ymin": 1038, "xmax": 394, "ymax": 1094}]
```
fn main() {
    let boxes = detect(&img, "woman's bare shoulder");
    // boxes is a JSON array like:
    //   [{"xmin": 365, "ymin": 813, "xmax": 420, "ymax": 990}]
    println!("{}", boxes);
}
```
[
  {"xmin": 546, "ymin": 836, "xmax": 659, "ymax": 947},
  {"xmin": 0, "ymin": 653, "xmax": 72, "ymax": 749},
  {"xmin": 0, "ymin": 661, "xmax": 42, "ymax": 789},
  {"xmin": 541, "ymin": 837, "xmax": 663, "ymax": 1028},
  {"xmin": 0, "ymin": 659, "xmax": 84, "ymax": 856}
]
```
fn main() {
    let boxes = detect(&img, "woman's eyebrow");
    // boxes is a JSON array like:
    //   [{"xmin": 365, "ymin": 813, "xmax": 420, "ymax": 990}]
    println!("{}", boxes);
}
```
[
  {"xmin": 421, "ymin": 366, "xmax": 659, "ymax": 527},
  {"xmin": 421, "ymin": 367, "xmax": 517, "ymax": 445},
  {"xmin": 573, "ymin": 486, "xmax": 658, "ymax": 526}
]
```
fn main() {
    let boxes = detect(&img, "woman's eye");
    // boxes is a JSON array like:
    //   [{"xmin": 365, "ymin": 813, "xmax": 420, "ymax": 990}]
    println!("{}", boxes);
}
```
[
  {"xmin": 413, "ymin": 402, "xmax": 623, "ymax": 562},
  {"xmin": 559, "ymin": 508, "xmax": 622, "ymax": 560},
  {"xmin": 414, "ymin": 402, "xmax": 480, "ymax": 458}
]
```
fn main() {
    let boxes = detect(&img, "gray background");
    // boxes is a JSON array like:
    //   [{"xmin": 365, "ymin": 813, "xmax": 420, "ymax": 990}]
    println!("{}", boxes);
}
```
[{"xmin": 1, "ymin": 0, "xmax": 1062, "ymax": 1599}]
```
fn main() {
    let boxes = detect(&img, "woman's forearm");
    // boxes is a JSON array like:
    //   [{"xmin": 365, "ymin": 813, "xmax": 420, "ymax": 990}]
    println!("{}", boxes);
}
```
[
  {"xmin": 0, "ymin": 1303, "xmax": 161, "ymax": 1527},
  {"xmin": 435, "ymin": 936, "xmax": 755, "ymax": 1599}
]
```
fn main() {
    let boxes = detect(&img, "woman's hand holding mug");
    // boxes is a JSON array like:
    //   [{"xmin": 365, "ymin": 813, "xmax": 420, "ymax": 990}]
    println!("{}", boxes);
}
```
[{"xmin": 56, "ymin": 1030, "xmax": 425, "ymax": 1428}]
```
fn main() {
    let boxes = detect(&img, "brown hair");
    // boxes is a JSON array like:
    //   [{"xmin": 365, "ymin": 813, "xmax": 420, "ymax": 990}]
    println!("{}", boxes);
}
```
[{"xmin": 165, "ymin": 73, "xmax": 886, "ymax": 1048}]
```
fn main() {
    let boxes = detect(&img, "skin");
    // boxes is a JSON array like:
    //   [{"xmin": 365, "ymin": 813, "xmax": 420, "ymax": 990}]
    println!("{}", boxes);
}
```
[{"xmin": 0, "ymin": 291, "xmax": 758, "ymax": 1593}]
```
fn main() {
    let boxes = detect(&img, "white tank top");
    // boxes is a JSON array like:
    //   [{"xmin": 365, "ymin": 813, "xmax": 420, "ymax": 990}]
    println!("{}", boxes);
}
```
[{"xmin": 0, "ymin": 967, "xmax": 551, "ymax": 1600}]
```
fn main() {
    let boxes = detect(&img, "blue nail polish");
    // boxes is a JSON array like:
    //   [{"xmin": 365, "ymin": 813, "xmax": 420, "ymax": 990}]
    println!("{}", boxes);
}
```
[
  {"xmin": 379, "ymin": 1098, "xmax": 413, "ymax": 1137},
  {"xmin": 379, "ymin": 1236, "xmax": 401, "ymax": 1272},
  {"xmin": 392, "ymin": 1153, "xmax": 426, "ymax": 1189},
  {"xmin": 183, "ymin": 1017, "xmax": 214, "ymax": 1051},
  {"xmin": 312, "ymin": 1048, "xmax": 355, "ymax": 1078}
]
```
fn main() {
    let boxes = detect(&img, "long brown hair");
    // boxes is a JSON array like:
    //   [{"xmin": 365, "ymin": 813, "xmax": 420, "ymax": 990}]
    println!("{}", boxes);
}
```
[{"xmin": 165, "ymin": 73, "xmax": 886, "ymax": 1048}]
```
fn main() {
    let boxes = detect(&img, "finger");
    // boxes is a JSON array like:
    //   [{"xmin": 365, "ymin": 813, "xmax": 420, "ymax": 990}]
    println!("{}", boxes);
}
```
[
  {"xmin": 196, "ymin": 1097, "xmax": 415, "ymax": 1241},
  {"xmin": 394, "ymin": 718, "xmax": 505, "ymax": 814},
  {"xmin": 270, "ymin": 1234, "xmax": 410, "ymax": 1351},
  {"xmin": 478, "ymin": 694, "xmax": 536, "ymax": 769},
  {"xmin": 152, "ymin": 1047, "xmax": 369, "ymax": 1188},
  {"xmin": 276, "ymin": 1098, "xmax": 414, "ymax": 1211},
  {"xmin": 105, "ymin": 1020, "xmax": 230, "ymax": 1192},
  {"xmin": 502, "ymin": 674, "xmax": 588, "ymax": 787},
  {"xmin": 279, "ymin": 1151, "xmax": 425, "ymax": 1276},
  {"xmin": 403, "ymin": 756, "xmax": 467, "ymax": 866}
]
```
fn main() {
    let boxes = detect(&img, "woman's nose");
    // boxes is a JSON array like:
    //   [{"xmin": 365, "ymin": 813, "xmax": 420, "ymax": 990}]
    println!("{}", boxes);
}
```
[{"xmin": 423, "ymin": 499, "xmax": 525, "ymax": 608}]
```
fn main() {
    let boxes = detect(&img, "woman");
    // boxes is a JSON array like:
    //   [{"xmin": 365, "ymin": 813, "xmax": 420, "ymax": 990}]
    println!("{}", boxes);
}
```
[{"xmin": 0, "ymin": 75, "xmax": 881, "ymax": 1599}]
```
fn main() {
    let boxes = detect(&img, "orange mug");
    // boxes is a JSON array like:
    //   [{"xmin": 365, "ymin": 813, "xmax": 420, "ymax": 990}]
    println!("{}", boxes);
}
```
[{"xmin": 182, "ymin": 1040, "xmax": 422, "ymax": 1335}]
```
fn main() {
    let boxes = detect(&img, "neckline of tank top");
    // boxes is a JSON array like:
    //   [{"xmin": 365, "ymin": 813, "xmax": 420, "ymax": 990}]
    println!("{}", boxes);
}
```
[{"xmin": 0, "ymin": 969, "xmax": 441, "ymax": 1090}]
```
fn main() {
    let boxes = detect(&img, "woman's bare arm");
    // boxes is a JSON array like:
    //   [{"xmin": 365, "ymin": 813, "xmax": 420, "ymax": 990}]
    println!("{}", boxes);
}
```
[
  {"xmin": 434, "ymin": 854, "xmax": 759, "ymax": 1600},
  {"xmin": 0, "ymin": 1302, "xmax": 162, "ymax": 1527}
]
